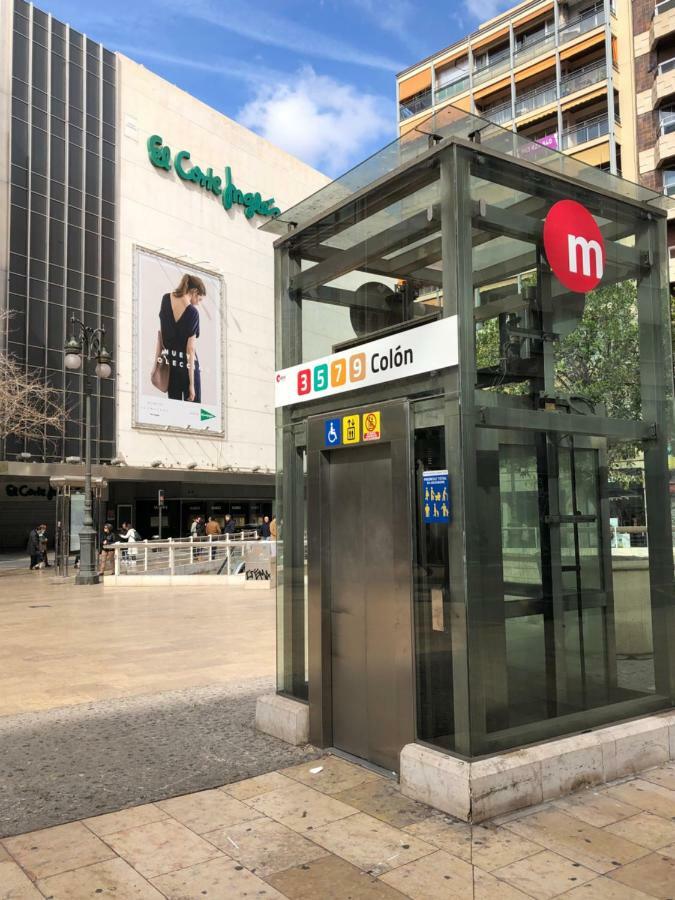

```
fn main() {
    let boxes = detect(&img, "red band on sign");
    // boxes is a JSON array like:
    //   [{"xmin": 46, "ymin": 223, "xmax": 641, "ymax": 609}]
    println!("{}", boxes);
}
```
[{"xmin": 543, "ymin": 199, "xmax": 605, "ymax": 294}]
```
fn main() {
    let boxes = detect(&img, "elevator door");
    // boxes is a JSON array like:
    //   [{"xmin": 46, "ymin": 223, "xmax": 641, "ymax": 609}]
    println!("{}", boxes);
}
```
[
  {"xmin": 329, "ymin": 444, "xmax": 394, "ymax": 768},
  {"xmin": 307, "ymin": 402, "xmax": 414, "ymax": 773}
]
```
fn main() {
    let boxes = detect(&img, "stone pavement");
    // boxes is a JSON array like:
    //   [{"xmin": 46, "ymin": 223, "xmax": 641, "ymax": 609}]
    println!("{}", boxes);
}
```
[
  {"xmin": 0, "ymin": 575, "xmax": 320, "ymax": 837},
  {"xmin": 2, "ymin": 754, "xmax": 675, "ymax": 899}
]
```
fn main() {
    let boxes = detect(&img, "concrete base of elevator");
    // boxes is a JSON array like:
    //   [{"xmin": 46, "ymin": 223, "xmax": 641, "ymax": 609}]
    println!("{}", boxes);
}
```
[
  {"xmin": 257, "ymin": 694, "xmax": 675, "ymax": 823},
  {"xmin": 256, "ymin": 694, "xmax": 309, "ymax": 746},
  {"xmin": 401, "ymin": 713, "xmax": 675, "ymax": 822}
]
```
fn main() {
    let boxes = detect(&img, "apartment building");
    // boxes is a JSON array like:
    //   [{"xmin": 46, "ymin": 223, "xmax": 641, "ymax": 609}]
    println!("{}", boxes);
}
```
[
  {"xmin": 633, "ymin": 0, "xmax": 675, "ymax": 273},
  {"xmin": 397, "ymin": 0, "xmax": 637, "ymax": 182}
]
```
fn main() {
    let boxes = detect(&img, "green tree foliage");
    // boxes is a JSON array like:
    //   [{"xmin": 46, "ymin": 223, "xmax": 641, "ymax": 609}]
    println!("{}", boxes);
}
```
[{"xmin": 475, "ymin": 282, "xmax": 644, "ymax": 480}]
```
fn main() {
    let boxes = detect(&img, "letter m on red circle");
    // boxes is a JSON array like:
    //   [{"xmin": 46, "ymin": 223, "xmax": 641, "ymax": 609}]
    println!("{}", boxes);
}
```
[{"xmin": 543, "ymin": 199, "xmax": 605, "ymax": 293}]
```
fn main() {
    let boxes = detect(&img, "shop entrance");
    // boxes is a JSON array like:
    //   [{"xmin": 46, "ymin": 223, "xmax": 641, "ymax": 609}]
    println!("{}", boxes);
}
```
[{"xmin": 307, "ymin": 401, "xmax": 415, "ymax": 772}]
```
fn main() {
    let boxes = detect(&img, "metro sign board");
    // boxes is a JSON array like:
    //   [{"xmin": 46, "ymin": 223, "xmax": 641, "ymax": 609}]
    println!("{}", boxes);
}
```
[
  {"xmin": 275, "ymin": 316, "xmax": 459, "ymax": 408},
  {"xmin": 543, "ymin": 199, "xmax": 605, "ymax": 293}
]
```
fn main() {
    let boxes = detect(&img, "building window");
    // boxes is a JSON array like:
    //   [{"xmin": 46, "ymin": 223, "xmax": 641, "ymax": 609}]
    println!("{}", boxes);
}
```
[
  {"xmin": 660, "ymin": 106, "xmax": 675, "ymax": 136},
  {"xmin": 663, "ymin": 169, "xmax": 675, "ymax": 197},
  {"xmin": 656, "ymin": 0, "xmax": 675, "ymax": 16}
]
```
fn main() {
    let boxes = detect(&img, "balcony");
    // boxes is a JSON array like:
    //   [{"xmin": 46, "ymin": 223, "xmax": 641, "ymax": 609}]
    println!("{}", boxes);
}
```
[
  {"xmin": 652, "ymin": 1, "xmax": 675, "ymax": 48},
  {"xmin": 481, "ymin": 100, "xmax": 513, "ymax": 126},
  {"xmin": 561, "ymin": 114, "xmax": 610, "ymax": 149},
  {"xmin": 513, "ymin": 29, "xmax": 556, "ymax": 68},
  {"xmin": 435, "ymin": 75, "xmax": 470, "ymax": 105},
  {"xmin": 653, "ymin": 58, "xmax": 675, "ymax": 106},
  {"xmin": 656, "ymin": 123, "xmax": 675, "ymax": 167},
  {"xmin": 472, "ymin": 47, "xmax": 512, "ymax": 88},
  {"xmin": 515, "ymin": 80, "xmax": 558, "ymax": 117},
  {"xmin": 399, "ymin": 88, "xmax": 432, "ymax": 121},
  {"xmin": 559, "ymin": 7, "xmax": 605, "ymax": 46},
  {"xmin": 560, "ymin": 60, "xmax": 608, "ymax": 98}
]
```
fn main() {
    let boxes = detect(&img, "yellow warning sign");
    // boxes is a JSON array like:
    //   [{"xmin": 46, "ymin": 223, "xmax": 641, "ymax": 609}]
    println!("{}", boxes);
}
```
[
  {"xmin": 362, "ymin": 410, "xmax": 381, "ymax": 442},
  {"xmin": 342, "ymin": 414, "xmax": 360, "ymax": 444}
]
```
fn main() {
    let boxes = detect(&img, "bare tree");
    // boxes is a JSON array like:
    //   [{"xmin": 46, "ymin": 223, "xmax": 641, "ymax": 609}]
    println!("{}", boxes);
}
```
[{"xmin": 0, "ymin": 313, "xmax": 66, "ymax": 447}]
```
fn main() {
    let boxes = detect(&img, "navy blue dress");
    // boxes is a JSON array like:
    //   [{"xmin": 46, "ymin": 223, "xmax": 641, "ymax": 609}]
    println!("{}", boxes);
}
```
[{"xmin": 159, "ymin": 293, "xmax": 201, "ymax": 403}]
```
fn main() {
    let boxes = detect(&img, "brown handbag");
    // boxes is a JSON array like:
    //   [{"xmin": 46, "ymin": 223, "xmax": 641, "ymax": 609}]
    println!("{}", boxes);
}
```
[{"xmin": 150, "ymin": 330, "xmax": 170, "ymax": 392}]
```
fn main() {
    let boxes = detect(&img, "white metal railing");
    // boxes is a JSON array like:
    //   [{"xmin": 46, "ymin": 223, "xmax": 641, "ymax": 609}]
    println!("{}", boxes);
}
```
[
  {"xmin": 481, "ymin": 100, "xmax": 513, "ymax": 126},
  {"xmin": 561, "ymin": 114, "xmax": 610, "ymax": 149},
  {"xmin": 435, "ymin": 75, "xmax": 470, "ymax": 104},
  {"xmin": 472, "ymin": 50, "xmax": 512, "ymax": 87},
  {"xmin": 513, "ymin": 30, "xmax": 556, "ymax": 67},
  {"xmin": 399, "ymin": 88, "xmax": 433, "ymax": 120},
  {"xmin": 105, "ymin": 532, "xmax": 265, "ymax": 577},
  {"xmin": 560, "ymin": 60, "xmax": 607, "ymax": 97},
  {"xmin": 559, "ymin": 7, "xmax": 605, "ymax": 44},
  {"xmin": 515, "ymin": 80, "xmax": 558, "ymax": 116}
]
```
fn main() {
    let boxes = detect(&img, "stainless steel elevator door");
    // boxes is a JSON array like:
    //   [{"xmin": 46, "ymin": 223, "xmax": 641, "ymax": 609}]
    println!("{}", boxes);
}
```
[{"xmin": 328, "ymin": 443, "xmax": 399, "ymax": 771}]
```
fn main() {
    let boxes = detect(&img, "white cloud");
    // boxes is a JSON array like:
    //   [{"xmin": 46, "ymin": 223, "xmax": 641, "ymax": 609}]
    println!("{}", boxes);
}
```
[
  {"xmin": 237, "ymin": 67, "xmax": 394, "ymax": 177},
  {"xmin": 464, "ymin": 0, "xmax": 513, "ymax": 20}
]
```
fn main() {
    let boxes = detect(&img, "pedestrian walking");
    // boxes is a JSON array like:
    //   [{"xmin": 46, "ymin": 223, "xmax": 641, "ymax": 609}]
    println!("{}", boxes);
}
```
[{"xmin": 98, "ymin": 523, "xmax": 118, "ymax": 576}]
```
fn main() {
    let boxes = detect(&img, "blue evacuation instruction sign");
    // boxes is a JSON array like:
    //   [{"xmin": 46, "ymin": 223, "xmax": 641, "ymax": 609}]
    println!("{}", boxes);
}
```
[{"xmin": 423, "ymin": 470, "xmax": 451, "ymax": 523}]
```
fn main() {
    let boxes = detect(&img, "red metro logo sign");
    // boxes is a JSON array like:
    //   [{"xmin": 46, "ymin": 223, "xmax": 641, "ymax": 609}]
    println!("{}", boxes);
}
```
[{"xmin": 543, "ymin": 199, "xmax": 605, "ymax": 293}]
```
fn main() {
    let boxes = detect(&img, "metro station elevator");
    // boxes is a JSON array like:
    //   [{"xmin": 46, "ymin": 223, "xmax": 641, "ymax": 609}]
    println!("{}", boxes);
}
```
[{"xmin": 267, "ymin": 112, "xmax": 675, "ymax": 773}]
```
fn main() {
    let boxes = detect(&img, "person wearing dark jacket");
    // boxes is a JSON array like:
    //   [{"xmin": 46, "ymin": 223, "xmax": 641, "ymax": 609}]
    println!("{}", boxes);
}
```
[
  {"xmin": 259, "ymin": 516, "xmax": 271, "ymax": 539},
  {"xmin": 223, "ymin": 514, "xmax": 236, "ymax": 536},
  {"xmin": 98, "ymin": 523, "xmax": 118, "ymax": 576},
  {"xmin": 27, "ymin": 526, "xmax": 42, "ymax": 570}
]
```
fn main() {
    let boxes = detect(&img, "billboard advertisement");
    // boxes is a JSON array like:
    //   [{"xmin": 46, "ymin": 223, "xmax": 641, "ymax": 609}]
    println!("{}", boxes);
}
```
[{"xmin": 134, "ymin": 248, "xmax": 224, "ymax": 433}]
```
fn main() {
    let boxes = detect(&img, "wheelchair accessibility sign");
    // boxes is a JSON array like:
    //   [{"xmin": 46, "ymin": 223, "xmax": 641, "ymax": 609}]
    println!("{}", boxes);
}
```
[{"xmin": 325, "ymin": 418, "xmax": 341, "ymax": 447}]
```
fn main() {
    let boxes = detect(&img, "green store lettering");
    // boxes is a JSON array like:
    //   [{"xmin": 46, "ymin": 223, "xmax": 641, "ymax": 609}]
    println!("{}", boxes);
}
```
[{"xmin": 146, "ymin": 134, "xmax": 281, "ymax": 220}]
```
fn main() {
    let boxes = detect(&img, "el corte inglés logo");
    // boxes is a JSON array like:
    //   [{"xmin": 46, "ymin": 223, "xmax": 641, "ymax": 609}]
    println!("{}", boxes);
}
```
[{"xmin": 147, "ymin": 134, "xmax": 281, "ymax": 220}]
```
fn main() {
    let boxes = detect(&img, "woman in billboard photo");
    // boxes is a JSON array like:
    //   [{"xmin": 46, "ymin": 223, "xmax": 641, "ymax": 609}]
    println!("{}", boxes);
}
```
[{"xmin": 156, "ymin": 273, "xmax": 206, "ymax": 402}]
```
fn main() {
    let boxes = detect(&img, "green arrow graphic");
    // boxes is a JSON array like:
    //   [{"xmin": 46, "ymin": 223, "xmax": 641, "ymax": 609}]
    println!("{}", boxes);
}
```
[{"xmin": 200, "ymin": 408, "xmax": 216, "ymax": 421}]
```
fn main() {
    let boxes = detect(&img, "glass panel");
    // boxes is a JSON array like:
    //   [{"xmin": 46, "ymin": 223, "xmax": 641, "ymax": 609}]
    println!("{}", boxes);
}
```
[
  {"xmin": 412, "ymin": 414, "xmax": 453, "ymax": 750},
  {"xmin": 298, "ymin": 174, "xmax": 441, "ymax": 362}
]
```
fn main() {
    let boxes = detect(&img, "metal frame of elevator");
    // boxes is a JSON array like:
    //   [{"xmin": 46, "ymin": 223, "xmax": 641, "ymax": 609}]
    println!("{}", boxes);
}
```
[{"xmin": 273, "ymin": 134, "xmax": 675, "ymax": 763}]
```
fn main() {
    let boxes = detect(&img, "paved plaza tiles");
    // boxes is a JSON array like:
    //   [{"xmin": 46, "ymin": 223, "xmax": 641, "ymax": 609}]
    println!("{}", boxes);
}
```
[{"xmin": 1, "ymin": 754, "xmax": 674, "ymax": 899}]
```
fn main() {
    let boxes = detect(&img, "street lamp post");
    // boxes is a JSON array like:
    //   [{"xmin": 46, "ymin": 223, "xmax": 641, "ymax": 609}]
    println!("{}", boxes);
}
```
[{"xmin": 64, "ymin": 317, "xmax": 113, "ymax": 585}]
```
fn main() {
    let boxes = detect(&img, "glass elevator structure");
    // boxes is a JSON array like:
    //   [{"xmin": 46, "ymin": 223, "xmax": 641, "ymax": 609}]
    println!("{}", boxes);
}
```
[{"xmin": 265, "ymin": 108, "xmax": 675, "ymax": 769}]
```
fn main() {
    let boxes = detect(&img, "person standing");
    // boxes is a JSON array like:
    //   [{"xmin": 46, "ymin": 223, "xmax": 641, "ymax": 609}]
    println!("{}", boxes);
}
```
[
  {"xmin": 205, "ymin": 515, "xmax": 221, "ymax": 560},
  {"xmin": 259, "ymin": 516, "xmax": 271, "ymax": 539},
  {"xmin": 98, "ymin": 523, "xmax": 118, "ymax": 576},
  {"xmin": 27, "ymin": 525, "xmax": 42, "ymax": 570},
  {"xmin": 39, "ymin": 524, "xmax": 51, "ymax": 567},
  {"xmin": 223, "ymin": 514, "xmax": 236, "ymax": 536}
]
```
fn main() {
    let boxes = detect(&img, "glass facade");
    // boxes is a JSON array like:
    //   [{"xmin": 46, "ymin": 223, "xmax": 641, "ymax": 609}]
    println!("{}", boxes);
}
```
[
  {"xmin": 6, "ymin": 0, "xmax": 116, "ymax": 464},
  {"xmin": 272, "ymin": 112, "xmax": 674, "ymax": 759}
]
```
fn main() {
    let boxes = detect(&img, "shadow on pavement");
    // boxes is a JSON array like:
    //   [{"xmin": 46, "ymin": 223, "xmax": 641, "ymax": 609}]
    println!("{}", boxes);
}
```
[{"xmin": 0, "ymin": 676, "xmax": 320, "ymax": 837}]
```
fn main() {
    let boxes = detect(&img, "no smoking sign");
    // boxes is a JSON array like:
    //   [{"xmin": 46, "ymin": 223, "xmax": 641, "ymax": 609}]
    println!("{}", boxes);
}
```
[{"xmin": 363, "ymin": 411, "xmax": 381, "ymax": 442}]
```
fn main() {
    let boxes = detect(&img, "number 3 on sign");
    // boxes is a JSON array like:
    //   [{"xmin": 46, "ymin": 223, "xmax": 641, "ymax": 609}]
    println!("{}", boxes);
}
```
[{"xmin": 297, "ymin": 369, "xmax": 311, "ymax": 396}]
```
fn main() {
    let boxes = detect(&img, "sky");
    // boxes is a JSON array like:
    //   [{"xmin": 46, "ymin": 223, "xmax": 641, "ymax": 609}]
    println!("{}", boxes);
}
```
[{"xmin": 36, "ymin": 0, "xmax": 514, "ymax": 178}]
